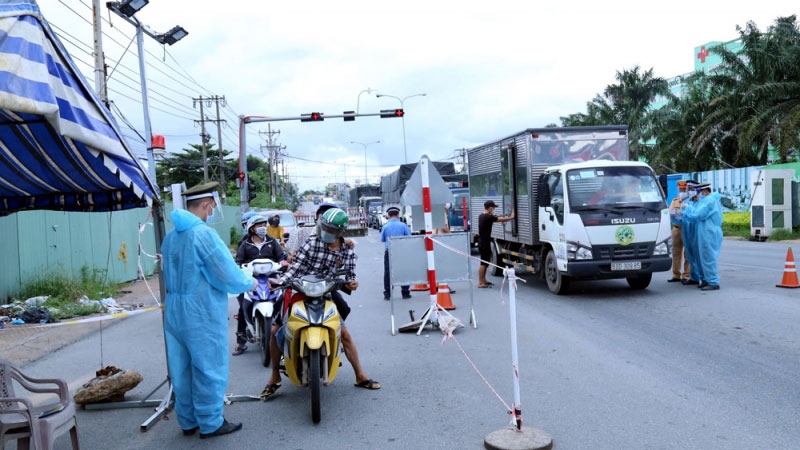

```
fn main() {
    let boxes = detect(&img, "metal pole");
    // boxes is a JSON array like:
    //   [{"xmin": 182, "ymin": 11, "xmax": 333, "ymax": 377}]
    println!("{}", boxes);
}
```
[
  {"xmin": 135, "ymin": 22, "xmax": 156, "ymax": 187},
  {"xmin": 400, "ymin": 103, "xmax": 408, "ymax": 164},
  {"xmin": 199, "ymin": 96, "xmax": 208, "ymax": 183},
  {"xmin": 506, "ymin": 267, "xmax": 523, "ymax": 430},
  {"xmin": 215, "ymin": 96, "xmax": 226, "ymax": 202}
]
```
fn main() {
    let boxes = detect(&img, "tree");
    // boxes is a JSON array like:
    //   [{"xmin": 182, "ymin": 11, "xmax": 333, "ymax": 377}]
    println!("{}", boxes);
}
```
[{"xmin": 691, "ymin": 15, "xmax": 800, "ymax": 165}]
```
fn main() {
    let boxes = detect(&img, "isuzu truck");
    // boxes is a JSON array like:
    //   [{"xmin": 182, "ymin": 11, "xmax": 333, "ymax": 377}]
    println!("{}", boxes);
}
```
[{"xmin": 468, "ymin": 126, "xmax": 672, "ymax": 294}]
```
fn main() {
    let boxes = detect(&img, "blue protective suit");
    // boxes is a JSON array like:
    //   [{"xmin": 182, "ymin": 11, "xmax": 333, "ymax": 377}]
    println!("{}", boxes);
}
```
[
  {"xmin": 680, "ymin": 197, "xmax": 702, "ymax": 282},
  {"xmin": 161, "ymin": 209, "xmax": 253, "ymax": 434},
  {"xmin": 683, "ymin": 192, "xmax": 723, "ymax": 285}
]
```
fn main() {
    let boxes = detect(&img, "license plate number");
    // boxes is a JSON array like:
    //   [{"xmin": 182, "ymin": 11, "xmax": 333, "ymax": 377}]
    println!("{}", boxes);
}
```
[{"xmin": 611, "ymin": 261, "xmax": 641, "ymax": 271}]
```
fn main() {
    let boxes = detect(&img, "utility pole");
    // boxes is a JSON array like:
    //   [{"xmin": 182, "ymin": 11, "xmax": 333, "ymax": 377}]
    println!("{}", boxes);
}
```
[
  {"xmin": 193, "ymin": 95, "xmax": 227, "ymax": 197},
  {"xmin": 193, "ymin": 95, "xmax": 209, "ymax": 182},
  {"xmin": 91, "ymin": 0, "xmax": 108, "ymax": 107},
  {"xmin": 259, "ymin": 125, "xmax": 284, "ymax": 203}
]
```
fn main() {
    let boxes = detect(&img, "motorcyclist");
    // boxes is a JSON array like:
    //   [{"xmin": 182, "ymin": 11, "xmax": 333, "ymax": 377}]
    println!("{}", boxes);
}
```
[
  {"xmin": 232, "ymin": 215, "xmax": 287, "ymax": 356},
  {"xmin": 285, "ymin": 202, "xmax": 355, "ymax": 264},
  {"xmin": 261, "ymin": 208, "xmax": 380, "ymax": 399}
]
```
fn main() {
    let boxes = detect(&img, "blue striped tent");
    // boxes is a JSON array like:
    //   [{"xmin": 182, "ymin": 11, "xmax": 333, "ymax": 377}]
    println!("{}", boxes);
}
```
[{"xmin": 0, "ymin": 0, "xmax": 157, "ymax": 215}]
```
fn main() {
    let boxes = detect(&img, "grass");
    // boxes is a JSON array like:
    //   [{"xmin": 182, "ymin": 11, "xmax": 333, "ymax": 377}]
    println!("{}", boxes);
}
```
[
  {"xmin": 722, "ymin": 211, "xmax": 800, "ymax": 241},
  {"xmin": 13, "ymin": 266, "xmax": 119, "ymax": 320}
]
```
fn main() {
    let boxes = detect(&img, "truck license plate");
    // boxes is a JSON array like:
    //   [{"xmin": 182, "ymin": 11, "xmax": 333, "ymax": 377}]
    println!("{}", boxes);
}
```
[{"xmin": 611, "ymin": 261, "xmax": 641, "ymax": 271}]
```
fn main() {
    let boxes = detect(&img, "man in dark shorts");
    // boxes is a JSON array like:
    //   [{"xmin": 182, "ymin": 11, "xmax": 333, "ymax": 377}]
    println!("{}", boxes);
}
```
[{"xmin": 478, "ymin": 200, "xmax": 515, "ymax": 288}]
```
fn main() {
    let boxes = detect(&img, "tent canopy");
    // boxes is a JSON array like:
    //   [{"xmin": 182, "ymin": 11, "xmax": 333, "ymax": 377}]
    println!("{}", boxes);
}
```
[{"xmin": 0, "ymin": 1, "xmax": 157, "ymax": 215}]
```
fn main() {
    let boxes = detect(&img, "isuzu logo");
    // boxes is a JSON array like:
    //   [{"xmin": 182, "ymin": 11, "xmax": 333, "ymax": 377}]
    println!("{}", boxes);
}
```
[{"xmin": 610, "ymin": 218, "xmax": 636, "ymax": 224}]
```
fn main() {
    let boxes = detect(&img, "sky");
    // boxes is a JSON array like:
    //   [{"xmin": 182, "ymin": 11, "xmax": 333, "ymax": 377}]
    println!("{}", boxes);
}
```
[{"xmin": 33, "ymin": 0, "xmax": 799, "ymax": 194}]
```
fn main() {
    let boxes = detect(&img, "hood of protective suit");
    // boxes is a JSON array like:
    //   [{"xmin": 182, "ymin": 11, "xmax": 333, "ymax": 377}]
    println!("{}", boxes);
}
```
[{"xmin": 171, "ymin": 208, "xmax": 204, "ymax": 232}]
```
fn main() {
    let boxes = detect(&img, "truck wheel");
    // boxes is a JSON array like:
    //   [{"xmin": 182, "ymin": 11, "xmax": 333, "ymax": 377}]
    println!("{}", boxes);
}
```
[
  {"xmin": 626, "ymin": 274, "xmax": 652, "ymax": 290},
  {"xmin": 545, "ymin": 250, "xmax": 570, "ymax": 295},
  {"xmin": 490, "ymin": 243, "xmax": 505, "ymax": 277}
]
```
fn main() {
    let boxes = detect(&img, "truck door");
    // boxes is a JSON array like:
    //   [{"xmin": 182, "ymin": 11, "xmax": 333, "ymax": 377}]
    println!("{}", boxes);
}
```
[
  {"xmin": 539, "ymin": 172, "xmax": 565, "ymax": 243},
  {"xmin": 501, "ymin": 143, "xmax": 518, "ymax": 236}
]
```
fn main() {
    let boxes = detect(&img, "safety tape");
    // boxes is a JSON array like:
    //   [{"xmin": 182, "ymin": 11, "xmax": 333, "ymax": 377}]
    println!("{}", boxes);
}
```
[{"xmin": 423, "ymin": 235, "xmax": 524, "ymax": 426}]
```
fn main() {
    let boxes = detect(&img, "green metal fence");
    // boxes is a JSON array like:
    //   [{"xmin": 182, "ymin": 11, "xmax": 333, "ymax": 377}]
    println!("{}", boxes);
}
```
[{"xmin": 0, "ymin": 204, "xmax": 243, "ymax": 300}]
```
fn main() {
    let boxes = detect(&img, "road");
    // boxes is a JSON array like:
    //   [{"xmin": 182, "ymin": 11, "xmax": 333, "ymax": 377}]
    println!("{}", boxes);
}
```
[{"xmin": 6, "ymin": 235, "xmax": 800, "ymax": 450}]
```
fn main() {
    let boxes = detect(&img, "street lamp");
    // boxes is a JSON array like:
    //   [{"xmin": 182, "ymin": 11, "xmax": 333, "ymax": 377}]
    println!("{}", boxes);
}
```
[
  {"xmin": 350, "ymin": 140, "xmax": 381, "ymax": 185},
  {"xmin": 107, "ymin": 1, "xmax": 188, "ymax": 187},
  {"xmin": 376, "ymin": 92, "xmax": 426, "ymax": 163},
  {"xmin": 356, "ymin": 87, "xmax": 377, "ymax": 114}
]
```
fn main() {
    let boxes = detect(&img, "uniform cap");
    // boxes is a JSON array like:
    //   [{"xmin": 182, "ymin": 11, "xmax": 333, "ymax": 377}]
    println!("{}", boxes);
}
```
[
  {"xmin": 695, "ymin": 182, "xmax": 711, "ymax": 190},
  {"xmin": 677, "ymin": 180, "xmax": 688, "ymax": 188},
  {"xmin": 182, "ymin": 181, "xmax": 220, "ymax": 200},
  {"xmin": 386, "ymin": 207, "xmax": 401, "ymax": 215}
]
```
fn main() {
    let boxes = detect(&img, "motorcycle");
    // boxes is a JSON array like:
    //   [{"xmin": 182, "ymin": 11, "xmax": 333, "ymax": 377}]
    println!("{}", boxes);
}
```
[
  {"xmin": 274, "ymin": 271, "xmax": 346, "ymax": 423},
  {"xmin": 240, "ymin": 258, "xmax": 283, "ymax": 366}
]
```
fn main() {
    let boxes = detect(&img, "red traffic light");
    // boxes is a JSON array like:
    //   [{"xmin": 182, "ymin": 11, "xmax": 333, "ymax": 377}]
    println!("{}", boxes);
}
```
[
  {"xmin": 380, "ymin": 108, "xmax": 404, "ymax": 118},
  {"xmin": 301, "ymin": 112, "xmax": 324, "ymax": 122},
  {"xmin": 238, "ymin": 172, "xmax": 245, "ymax": 180}
]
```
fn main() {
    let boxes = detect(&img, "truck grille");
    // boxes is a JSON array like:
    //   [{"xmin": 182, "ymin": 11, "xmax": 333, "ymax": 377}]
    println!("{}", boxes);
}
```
[{"xmin": 594, "ymin": 243, "xmax": 653, "ymax": 260}]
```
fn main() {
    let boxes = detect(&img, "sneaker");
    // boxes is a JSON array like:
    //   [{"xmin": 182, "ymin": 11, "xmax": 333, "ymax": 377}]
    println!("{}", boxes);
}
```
[
  {"xmin": 199, "ymin": 419, "xmax": 242, "ymax": 439},
  {"xmin": 401, "ymin": 293, "xmax": 412, "ymax": 299},
  {"xmin": 698, "ymin": 281, "xmax": 708, "ymax": 288},
  {"xmin": 700, "ymin": 284, "xmax": 720, "ymax": 291}
]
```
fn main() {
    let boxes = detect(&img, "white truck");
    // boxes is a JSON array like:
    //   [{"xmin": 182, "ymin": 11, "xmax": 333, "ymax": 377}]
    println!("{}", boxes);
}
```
[{"xmin": 468, "ymin": 126, "xmax": 672, "ymax": 294}]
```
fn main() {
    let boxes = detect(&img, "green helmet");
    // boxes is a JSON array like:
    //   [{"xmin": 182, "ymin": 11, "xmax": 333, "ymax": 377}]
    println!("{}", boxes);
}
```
[{"xmin": 318, "ymin": 208, "xmax": 349, "ymax": 243}]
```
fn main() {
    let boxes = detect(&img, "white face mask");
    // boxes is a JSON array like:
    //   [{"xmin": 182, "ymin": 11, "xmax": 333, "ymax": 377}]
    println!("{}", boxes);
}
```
[{"xmin": 679, "ymin": 191, "xmax": 689, "ymax": 200}]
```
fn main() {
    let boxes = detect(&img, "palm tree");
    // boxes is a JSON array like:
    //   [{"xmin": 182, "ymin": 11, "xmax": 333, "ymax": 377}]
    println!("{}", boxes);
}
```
[
  {"xmin": 604, "ymin": 66, "xmax": 671, "ymax": 161},
  {"xmin": 691, "ymin": 15, "xmax": 800, "ymax": 165}
]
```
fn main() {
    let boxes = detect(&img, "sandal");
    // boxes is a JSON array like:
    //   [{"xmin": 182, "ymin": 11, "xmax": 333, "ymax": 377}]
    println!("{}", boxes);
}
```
[
  {"xmin": 260, "ymin": 382, "xmax": 281, "ymax": 400},
  {"xmin": 478, "ymin": 284, "xmax": 492, "ymax": 288},
  {"xmin": 232, "ymin": 345, "xmax": 247, "ymax": 356},
  {"xmin": 354, "ymin": 379, "xmax": 381, "ymax": 390}
]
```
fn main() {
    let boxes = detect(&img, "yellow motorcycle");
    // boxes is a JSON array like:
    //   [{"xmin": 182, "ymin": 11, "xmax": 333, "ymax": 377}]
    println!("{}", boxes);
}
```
[{"xmin": 278, "ymin": 273, "xmax": 345, "ymax": 423}]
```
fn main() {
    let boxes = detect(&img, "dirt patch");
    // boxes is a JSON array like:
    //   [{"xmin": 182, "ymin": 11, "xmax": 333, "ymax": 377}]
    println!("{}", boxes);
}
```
[{"xmin": 1, "ymin": 275, "xmax": 162, "ymax": 368}]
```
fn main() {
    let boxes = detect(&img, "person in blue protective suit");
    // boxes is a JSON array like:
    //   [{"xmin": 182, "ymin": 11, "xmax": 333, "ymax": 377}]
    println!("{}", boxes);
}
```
[
  {"xmin": 161, "ymin": 181, "xmax": 256, "ymax": 439},
  {"xmin": 679, "ymin": 181, "xmax": 703, "ymax": 286},
  {"xmin": 682, "ymin": 182, "xmax": 723, "ymax": 290}
]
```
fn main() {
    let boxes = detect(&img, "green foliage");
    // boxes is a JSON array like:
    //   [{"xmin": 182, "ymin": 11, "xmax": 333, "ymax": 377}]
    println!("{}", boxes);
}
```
[
  {"xmin": 14, "ymin": 266, "xmax": 117, "ymax": 320},
  {"xmin": 765, "ymin": 228, "xmax": 800, "ymax": 241},
  {"xmin": 230, "ymin": 226, "xmax": 243, "ymax": 248}
]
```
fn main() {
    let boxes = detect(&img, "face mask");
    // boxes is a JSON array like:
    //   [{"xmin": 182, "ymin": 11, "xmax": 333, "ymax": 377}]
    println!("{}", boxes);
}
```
[
  {"xmin": 269, "ymin": 219, "xmax": 280, "ymax": 227},
  {"xmin": 255, "ymin": 227, "xmax": 268, "ymax": 238},
  {"xmin": 205, "ymin": 211, "xmax": 215, "ymax": 224},
  {"xmin": 679, "ymin": 191, "xmax": 689, "ymax": 200},
  {"xmin": 698, "ymin": 192, "xmax": 708, "ymax": 199}
]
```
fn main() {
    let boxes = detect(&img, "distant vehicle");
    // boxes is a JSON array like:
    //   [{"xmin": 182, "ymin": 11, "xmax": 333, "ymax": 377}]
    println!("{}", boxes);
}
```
[
  {"xmin": 258, "ymin": 209, "xmax": 297, "ymax": 241},
  {"xmin": 447, "ymin": 187, "xmax": 470, "ymax": 233},
  {"xmin": 312, "ymin": 196, "xmax": 321, "ymax": 205}
]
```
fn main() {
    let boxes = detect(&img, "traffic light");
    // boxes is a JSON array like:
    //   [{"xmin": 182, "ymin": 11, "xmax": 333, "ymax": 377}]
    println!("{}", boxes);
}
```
[
  {"xmin": 380, "ymin": 108, "xmax": 404, "ymax": 118},
  {"xmin": 300, "ymin": 112, "xmax": 324, "ymax": 122},
  {"xmin": 343, "ymin": 110, "xmax": 355, "ymax": 122},
  {"xmin": 237, "ymin": 172, "xmax": 244, "ymax": 189},
  {"xmin": 248, "ymin": 180, "xmax": 257, "ymax": 201}
]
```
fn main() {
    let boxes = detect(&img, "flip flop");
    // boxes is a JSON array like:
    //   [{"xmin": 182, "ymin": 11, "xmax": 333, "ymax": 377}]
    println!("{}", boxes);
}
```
[
  {"xmin": 478, "ymin": 284, "xmax": 492, "ymax": 288},
  {"xmin": 260, "ymin": 382, "xmax": 281, "ymax": 400},
  {"xmin": 485, "ymin": 281, "xmax": 494, "ymax": 286},
  {"xmin": 232, "ymin": 345, "xmax": 247, "ymax": 356},
  {"xmin": 354, "ymin": 379, "xmax": 381, "ymax": 390}
]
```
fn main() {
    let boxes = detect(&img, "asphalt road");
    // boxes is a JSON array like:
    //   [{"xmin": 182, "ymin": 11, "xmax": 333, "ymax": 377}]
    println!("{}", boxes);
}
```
[{"xmin": 6, "ymin": 235, "xmax": 800, "ymax": 450}]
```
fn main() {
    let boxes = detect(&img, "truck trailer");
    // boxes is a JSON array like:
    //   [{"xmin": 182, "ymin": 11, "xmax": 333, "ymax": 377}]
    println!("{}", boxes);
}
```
[{"xmin": 468, "ymin": 126, "xmax": 672, "ymax": 294}]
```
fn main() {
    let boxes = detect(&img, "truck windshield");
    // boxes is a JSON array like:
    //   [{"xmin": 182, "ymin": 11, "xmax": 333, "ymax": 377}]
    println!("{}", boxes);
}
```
[{"xmin": 567, "ymin": 166, "xmax": 664, "ymax": 210}]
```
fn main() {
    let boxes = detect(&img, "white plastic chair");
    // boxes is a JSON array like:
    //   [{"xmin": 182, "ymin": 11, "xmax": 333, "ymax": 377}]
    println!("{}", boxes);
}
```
[{"xmin": 0, "ymin": 359, "xmax": 79, "ymax": 449}]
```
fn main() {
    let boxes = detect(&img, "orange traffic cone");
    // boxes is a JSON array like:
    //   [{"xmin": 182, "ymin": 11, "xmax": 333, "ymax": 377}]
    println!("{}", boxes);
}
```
[
  {"xmin": 436, "ymin": 283, "xmax": 456, "ymax": 310},
  {"xmin": 777, "ymin": 247, "xmax": 800, "ymax": 288},
  {"xmin": 411, "ymin": 284, "xmax": 429, "ymax": 291}
]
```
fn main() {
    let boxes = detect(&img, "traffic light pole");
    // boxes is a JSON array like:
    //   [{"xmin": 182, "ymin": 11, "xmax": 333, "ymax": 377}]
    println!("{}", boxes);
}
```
[{"xmin": 238, "ymin": 110, "xmax": 403, "ymax": 212}]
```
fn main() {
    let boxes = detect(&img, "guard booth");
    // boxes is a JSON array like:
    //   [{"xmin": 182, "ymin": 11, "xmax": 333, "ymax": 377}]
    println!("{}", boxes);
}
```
[{"xmin": 750, "ymin": 168, "xmax": 794, "ymax": 240}]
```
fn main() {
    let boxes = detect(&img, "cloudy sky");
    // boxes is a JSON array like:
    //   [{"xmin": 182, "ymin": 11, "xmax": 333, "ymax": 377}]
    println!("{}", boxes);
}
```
[{"xmin": 35, "ymin": 0, "xmax": 798, "ymax": 193}]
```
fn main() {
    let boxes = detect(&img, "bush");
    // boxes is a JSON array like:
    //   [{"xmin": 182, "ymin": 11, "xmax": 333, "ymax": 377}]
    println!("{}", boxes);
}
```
[{"xmin": 13, "ymin": 267, "xmax": 117, "ymax": 320}]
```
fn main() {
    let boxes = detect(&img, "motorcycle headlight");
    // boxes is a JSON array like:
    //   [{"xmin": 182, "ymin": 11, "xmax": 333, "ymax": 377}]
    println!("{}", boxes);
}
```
[
  {"xmin": 654, "ymin": 238, "xmax": 671, "ymax": 256},
  {"xmin": 567, "ymin": 242, "xmax": 593, "ymax": 260},
  {"xmin": 301, "ymin": 279, "xmax": 330, "ymax": 297}
]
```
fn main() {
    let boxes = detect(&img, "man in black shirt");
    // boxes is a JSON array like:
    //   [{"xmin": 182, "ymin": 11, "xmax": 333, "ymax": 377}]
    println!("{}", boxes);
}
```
[{"xmin": 478, "ymin": 200, "xmax": 515, "ymax": 288}]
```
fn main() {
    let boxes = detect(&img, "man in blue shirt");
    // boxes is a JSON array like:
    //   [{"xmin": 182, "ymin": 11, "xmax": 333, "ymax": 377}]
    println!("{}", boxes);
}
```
[{"xmin": 380, "ymin": 207, "xmax": 411, "ymax": 300}]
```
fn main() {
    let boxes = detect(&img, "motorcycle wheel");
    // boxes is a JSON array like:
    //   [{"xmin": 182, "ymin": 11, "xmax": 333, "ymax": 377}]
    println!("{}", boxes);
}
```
[
  {"xmin": 310, "ymin": 349, "xmax": 321, "ymax": 423},
  {"xmin": 256, "ymin": 314, "xmax": 271, "ymax": 367}
]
